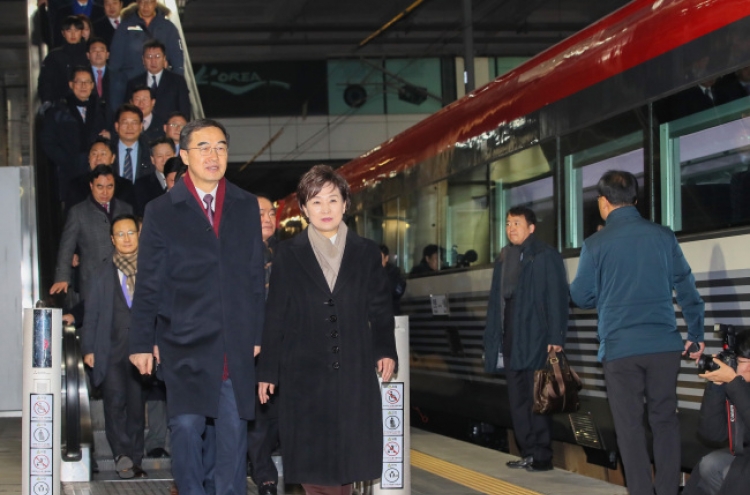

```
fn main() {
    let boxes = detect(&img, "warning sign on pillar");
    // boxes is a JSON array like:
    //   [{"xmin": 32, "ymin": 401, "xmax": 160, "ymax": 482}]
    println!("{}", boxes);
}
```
[
  {"xmin": 383, "ymin": 436, "xmax": 403, "ymax": 463},
  {"xmin": 381, "ymin": 463, "xmax": 403, "ymax": 489},
  {"xmin": 383, "ymin": 410, "xmax": 403, "ymax": 436},
  {"xmin": 381, "ymin": 383, "xmax": 403, "ymax": 410},
  {"xmin": 30, "ymin": 395, "xmax": 52, "ymax": 421},
  {"xmin": 30, "ymin": 450, "xmax": 53, "ymax": 476},
  {"xmin": 30, "ymin": 476, "xmax": 52, "ymax": 495},
  {"xmin": 30, "ymin": 422, "xmax": 53, "ymax": 449}
]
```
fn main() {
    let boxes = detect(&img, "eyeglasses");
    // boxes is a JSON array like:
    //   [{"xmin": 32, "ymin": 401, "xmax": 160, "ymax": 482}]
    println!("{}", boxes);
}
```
[
  {"xmin": 113, "ymin": 231, "xmax": 137, "ymax": 238},
  {"xmin": 186, "ymin": 146, "xmax": 228, "ymax": 156},
  {"xmin": 167, "ymin": 123, "xmax": 185, "ymax": 129},
  {"xmin": 144, "ymin": 53, "xmax": 163, "ymax": 60}
]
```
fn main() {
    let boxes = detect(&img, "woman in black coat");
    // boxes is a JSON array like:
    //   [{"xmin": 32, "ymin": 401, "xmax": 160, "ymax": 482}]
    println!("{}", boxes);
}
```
[{"xmin": 258, "ymin": 165, "xmax": 398, "ymax": 495}]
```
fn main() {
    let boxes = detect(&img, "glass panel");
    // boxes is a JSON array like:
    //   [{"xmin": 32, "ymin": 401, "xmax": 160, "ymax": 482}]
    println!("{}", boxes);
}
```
[
  {"xmin": 327, "ymin": 60, "xmax": 385, "ymax": 115},
  {"xmin": 405, "ymin": 182, "xmax": 444, "ymax": 275},
  {"xmin": 384, "ymin": 59, "xmax": 443, "ymax": 115},
  {"xmin": 365, "ymin": 198, "xmax": 407, "ymax": 270},
  {"xmin": 660, "ymin": 95, "xmax": 750, "ymax": 233},
  {"xmin": 491, "ymin": 57, "xmax": 529, "ymax": 79},
  {"xmin": 442, "ymin": 165, "xmax": 489, "ymax": 269},
  {"xmin": 489, "ymin": 144, "xmax": 556, "ymax": 258}
]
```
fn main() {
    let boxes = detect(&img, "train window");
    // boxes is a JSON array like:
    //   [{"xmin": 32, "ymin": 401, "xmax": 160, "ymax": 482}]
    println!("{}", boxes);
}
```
[
  {"xmin": 362, "ymin": 198, "xmax": 408, "ymax": 270},
  {"xmin": 489, "ymin": 144, "xmax": 556, "ymax": 258},
  {"xmin": 405, "ymin": 182, "xmax": 442, "ymax": 275},
  {"xmin": 443, "ymin": 165, "xmax": 490, "ymax": 269},
  {"xmin": 660, "ymin": 95, "xmax": 750, "ymax": 233},
  {"xmin": 560, "ymin": 110, "xmax": 647, "ymax": 249}
]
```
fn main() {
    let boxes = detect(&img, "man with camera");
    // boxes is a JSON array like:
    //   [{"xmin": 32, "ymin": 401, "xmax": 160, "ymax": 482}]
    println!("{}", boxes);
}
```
[{"xmin": 684, "ymin": 328, "xmax": 750, "ymax": 495}]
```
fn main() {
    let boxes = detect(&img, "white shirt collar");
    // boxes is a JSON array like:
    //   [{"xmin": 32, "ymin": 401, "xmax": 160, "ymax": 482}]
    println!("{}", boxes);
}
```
[{"xmin": 148, "ymin": 70, "xmax": 164, "ymax": 87}]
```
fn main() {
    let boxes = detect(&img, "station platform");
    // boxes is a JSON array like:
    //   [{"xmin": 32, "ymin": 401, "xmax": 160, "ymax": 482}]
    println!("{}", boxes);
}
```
[{"xmin": 1, "ymin": 418, "xmax": 627, "ymax": 495}]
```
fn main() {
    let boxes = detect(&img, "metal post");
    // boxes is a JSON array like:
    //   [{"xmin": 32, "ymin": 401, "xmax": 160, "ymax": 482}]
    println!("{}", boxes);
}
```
[
  {"xmin": 22, "ymin": 306, "xmax": 62, "ymax": 495},
  {"xmin": 463, "ymin": 0, "xmax": 475, "ymax": 93},
  {"xmin": 372, "ymin": 316, "xmax": 411, "ymax": 494}
]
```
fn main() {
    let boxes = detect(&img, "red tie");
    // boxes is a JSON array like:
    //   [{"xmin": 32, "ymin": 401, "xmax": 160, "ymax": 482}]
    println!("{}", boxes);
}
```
[
  {"xmin": 114, "ymin": 19, "xmax": 119, "ymax": 28},
  {"xmin": 96, "ymin": 69, "xmax": 103, "ymax": 97}
]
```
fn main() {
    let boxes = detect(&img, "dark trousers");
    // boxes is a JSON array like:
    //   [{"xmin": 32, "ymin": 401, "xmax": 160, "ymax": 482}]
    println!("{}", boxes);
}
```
[
  {"xmin": 603, "ymin": 351, "xmax": 681, "ymax": 495},
  {"xmin": 144, "ymin": 380, "xmax": 168, "ymax": 453},
  {"xmin": 101, "ymin": 352, "xmax": 145, "ymax": 464},
  {"xmin": 170, "ymin": 379, "xmax": 247, "ymax": 495},
  {"xmin": 505, "ymin": 367, "xmax": 553, "ymax": 462},
  {"xmin": 247, "ymin": 417, "xmax": 279, "ymax": 485}
]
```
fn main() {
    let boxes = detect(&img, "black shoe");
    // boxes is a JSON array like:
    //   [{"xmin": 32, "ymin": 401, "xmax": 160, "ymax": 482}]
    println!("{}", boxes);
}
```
[
  {"xmin": 146, "ymin": 447, "xmax": 170, "ymax": 458},
  {"xmin": 114, "ymin": 455, "xmax": 134, "ymax": 479},
  {"xmin": 131, "ymin": 465, "xmax": 148, "ymax": 478},
  {"xmin": 526, "ymin": 459, "xmax": 553, "ymax": 472},
  {"xmin": 506, "ymin": 456, "xmax": 533, "ymax": 469},
  {"xmin": 258, "ymin": 482, "xmax": 277, "ymax": 495}
]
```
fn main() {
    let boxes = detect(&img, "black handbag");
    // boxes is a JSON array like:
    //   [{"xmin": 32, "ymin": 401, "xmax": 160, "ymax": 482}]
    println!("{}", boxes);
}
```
[{"xmin": 532, "ymin": 349, "xmax": 583, "ymax": 415}]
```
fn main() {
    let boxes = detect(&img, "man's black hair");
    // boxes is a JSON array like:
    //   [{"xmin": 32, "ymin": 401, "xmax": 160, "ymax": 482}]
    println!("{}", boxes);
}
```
[
  {"xmin": 91, "ymin": 136, "xmax": 113, "ymax": 151},
  {"xmin": 180, "ymin": 119, "xmax": 229, "ymax": 151},
  {"xmin": 142, "ymin": 39, "xmax": 166, "ymax": 56},
  {"xmin": 422, "ymin": 244, "xmax": 439, "ymax": 259},
  {"xmin": 89, "ymin": 164, "xmax": 114, "ymax": 183},
  {"xmin": 61, "ymin": 15, "xmax": 84, "ymax": 31},
  {"xmin": 167, "ymin": 111, "xmax": 189, "ymax": 122},
  {"xmin": 507, "ymin": 206, "xmax": 537, "ymax": 226},
  {"xmin": 736, "ymin": 329, "xmax": 750, "ymax": 359},
  {"xmin": 149, "ymin": 136, "xmax": 176, "ymax": 154},
  {"xmin": 69, "ymin": 66, "xmax": 93, "ymax": 83},
  {"xmin": 115, "ymin": 103, "xmax": 144, "ymax": 123},
  {"xmin": 87, "ymin": 36, "xmax": 107, "ymax": 50},
  {"xmin": 110, "ymin": 214, "xmax": 138, "ymax": 236},
  {"xmin": 163, "ymin": 157, "xmax": 184, "ymax": 176},
  {"xmin": 130, "ymin": 84, "xmax": 155, "ymax": 100},
  {"xmin": 380, "ymin": 244, "xmax": 390, "ymax": 257},
  {"xmin": 597, "ymin": 170, "xmax": 638, "ymax": 207}
]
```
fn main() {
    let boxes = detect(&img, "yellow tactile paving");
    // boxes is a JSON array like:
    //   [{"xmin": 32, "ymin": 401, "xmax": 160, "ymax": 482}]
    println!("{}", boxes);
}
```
[{"xmin": 411, "ymin": 450, "xmax": 544, "ymax": 495}]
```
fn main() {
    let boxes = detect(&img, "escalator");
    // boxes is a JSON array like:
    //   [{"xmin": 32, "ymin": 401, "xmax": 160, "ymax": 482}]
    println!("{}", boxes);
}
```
[{"xmin": 22, "ymin": 0, "xmax": 206, "ymax": 480}]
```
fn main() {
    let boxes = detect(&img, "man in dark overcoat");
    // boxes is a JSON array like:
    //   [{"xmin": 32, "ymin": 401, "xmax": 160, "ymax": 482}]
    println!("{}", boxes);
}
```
[
  {"xmin": 129, "ymin": 118, "xmax": 266, "ymax": 495},
  {"xmin": 483, "ymin": 206, "xmax": 569, "ymax": 472}
]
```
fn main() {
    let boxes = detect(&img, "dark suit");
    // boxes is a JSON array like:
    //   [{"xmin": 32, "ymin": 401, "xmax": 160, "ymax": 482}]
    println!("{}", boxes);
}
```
[
  {"xmin": 113, "ymin": 137, "xmax": 154, "ymax": 184},
  {"xmin": 142, "ymin": 115, "xmax": 166, "ymax": 143},
  {"xmin": 38, "ymin": 42, "xmax": 88, "ymax": 104},
  {"xmin": 257, "ymin": 228, "xmax": 397, "ymax": 485},
  {"xmin": 92, "ymin": 16, "xmax": 117, "ymax": 47},
  {"xmin": 54, "ymin": 196, "xmax": 132, "ymax": 300},
  {"xmin": 133, "ymin": 171, "xmax": 166, "ymax": 216},
  {"xmin": 89, "ymin": 66, "xmax": 114, "ymax": 124},
  {"xmin": 130, "ymin": 176, "xmax": 266, "ymax": 495},
  {"xmin": 81, "ymin": 261, "xmax": 145, "ymax": 465},
  {"xmin": 714, "ymin": 72, "xmax": 750, "ymax": 105},
  {"xmin": 40, "ymin": 94, "xmax": 107, "ymax": 204},
  {"xmin": 126, "ymin": 70, "xmax": 191, "ymax": 123}
]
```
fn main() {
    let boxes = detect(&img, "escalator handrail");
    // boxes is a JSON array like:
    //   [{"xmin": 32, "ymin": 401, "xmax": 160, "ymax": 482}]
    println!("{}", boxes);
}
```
[{"xmin": 62, "ymin": 325, "xmax": 81, "ymax": 460}]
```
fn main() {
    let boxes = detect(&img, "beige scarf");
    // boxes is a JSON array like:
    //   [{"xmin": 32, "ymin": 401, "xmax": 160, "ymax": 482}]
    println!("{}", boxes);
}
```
[
  {"xmin": 308, "ymin": 222, "xmax": 348, "ymax": 291},
  {"xmin": 113, "ymin": 251, "xmax": 138, "ymax": 297}
]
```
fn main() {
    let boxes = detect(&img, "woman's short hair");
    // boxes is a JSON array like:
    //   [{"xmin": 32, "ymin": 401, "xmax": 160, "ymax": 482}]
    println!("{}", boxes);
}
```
[{"xmin": 296, "ymin": 165, "xmax": 351, "ymax": 214}]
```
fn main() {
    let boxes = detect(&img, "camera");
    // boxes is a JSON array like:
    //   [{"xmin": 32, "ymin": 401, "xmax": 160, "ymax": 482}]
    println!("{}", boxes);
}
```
[{"xmin": 697, "ymin": 323, "xmax": 739, "ymax": 372}]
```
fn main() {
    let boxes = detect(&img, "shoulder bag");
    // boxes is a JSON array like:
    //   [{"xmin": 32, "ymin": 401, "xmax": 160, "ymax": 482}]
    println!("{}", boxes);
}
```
[{"xmin": 532, "ymin": 349, "xmax": 583, "ymax": 415}]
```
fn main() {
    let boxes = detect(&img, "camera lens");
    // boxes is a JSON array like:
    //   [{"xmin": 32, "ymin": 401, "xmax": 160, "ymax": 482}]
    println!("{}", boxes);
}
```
[{"xmin": 697, "ymin": 354, "xmax": 720, "ymax": 372}]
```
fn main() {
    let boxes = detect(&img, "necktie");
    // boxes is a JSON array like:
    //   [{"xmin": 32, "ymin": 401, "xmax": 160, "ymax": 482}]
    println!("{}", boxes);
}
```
[
  {"xmin": 78, "ymin": 106, "xmax": 86, "ymax": 122},
  {"xmin": 203, "ymin": 194, "xmax": 214, "ymax": 227},
  {"xmin": 124, "ymin": 148, "xmax": 133, "ymax": 183},
  {"xmin": 101, "ymin": 202, "xmax": 109, "ymax": 213},
  {"xmin": 96, "ymin": 69, "xmax": 103, "ymax": 97},
  {"xmin": 704, "ymin": 87, "xmax": 714, "ymax": 102},
  {"xmin": 114, "ymin": 19, "xmax": 119, "ymax": 28},
  {"xmin": 151, "ymin": 74, "xmax": 158, "ymax": 91},
  {"xmin": 120, "ymin": 274, "xmax": 132, "ymax": 308}
]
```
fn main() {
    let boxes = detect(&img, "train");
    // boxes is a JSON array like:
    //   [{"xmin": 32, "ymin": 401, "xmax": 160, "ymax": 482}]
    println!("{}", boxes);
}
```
[{"xmin": 275, "ymin": 0, "xmax": 750, "ymax": 473}]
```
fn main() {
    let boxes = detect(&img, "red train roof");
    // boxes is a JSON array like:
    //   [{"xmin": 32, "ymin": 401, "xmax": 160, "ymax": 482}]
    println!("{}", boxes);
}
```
[{"xmin": 280, "ymin": 0, "xmax": 750, "ymax": 219}]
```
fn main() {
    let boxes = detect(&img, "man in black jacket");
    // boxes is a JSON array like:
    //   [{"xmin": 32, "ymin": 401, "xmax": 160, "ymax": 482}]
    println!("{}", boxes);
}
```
[
  {"xmin": 685, "ymin": 330, "xmax": 750, "ymax": 495},
  {"xmin": 39, "ymin": 16, "xmax": 89, "ymax": 107},
  {"xmin": 483, "ymin": 206, "xmax": 569, "ymax": 472}
]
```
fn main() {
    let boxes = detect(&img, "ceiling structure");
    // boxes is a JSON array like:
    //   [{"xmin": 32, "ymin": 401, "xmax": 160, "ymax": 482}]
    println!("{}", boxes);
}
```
[{"xmin": 181, "ymin": 0, "xmax": 633, "ymax": 63}]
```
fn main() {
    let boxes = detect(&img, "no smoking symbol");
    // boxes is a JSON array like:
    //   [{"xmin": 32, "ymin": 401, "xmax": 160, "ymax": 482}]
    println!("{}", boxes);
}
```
[
  {"xmin": 386, "ymin": 389, "xmax": 401, "ymax": 404},
  {"xmin": 385, "ymin": 468, "xmax": 400, "ymax": 481},
  {"xmin": 33, "ymin": 454, "xmax": 50, "ymax": 470},
  {"xmin": 385, "ymin": 442, "xmax": 400, "ymax": 457},
  {"xmin": 33, "ymin": 401, "xmax": 50, "ymax": 416},
  {"xmin": 33, "ymin": 481, "xmax": 50, "ymax": 495}
]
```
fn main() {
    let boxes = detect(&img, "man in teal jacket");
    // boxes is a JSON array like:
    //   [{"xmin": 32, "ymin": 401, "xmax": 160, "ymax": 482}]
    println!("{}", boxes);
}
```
[{"xmin": 570, "ymin": 170, "xmax": 705, "ymax": 495}]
